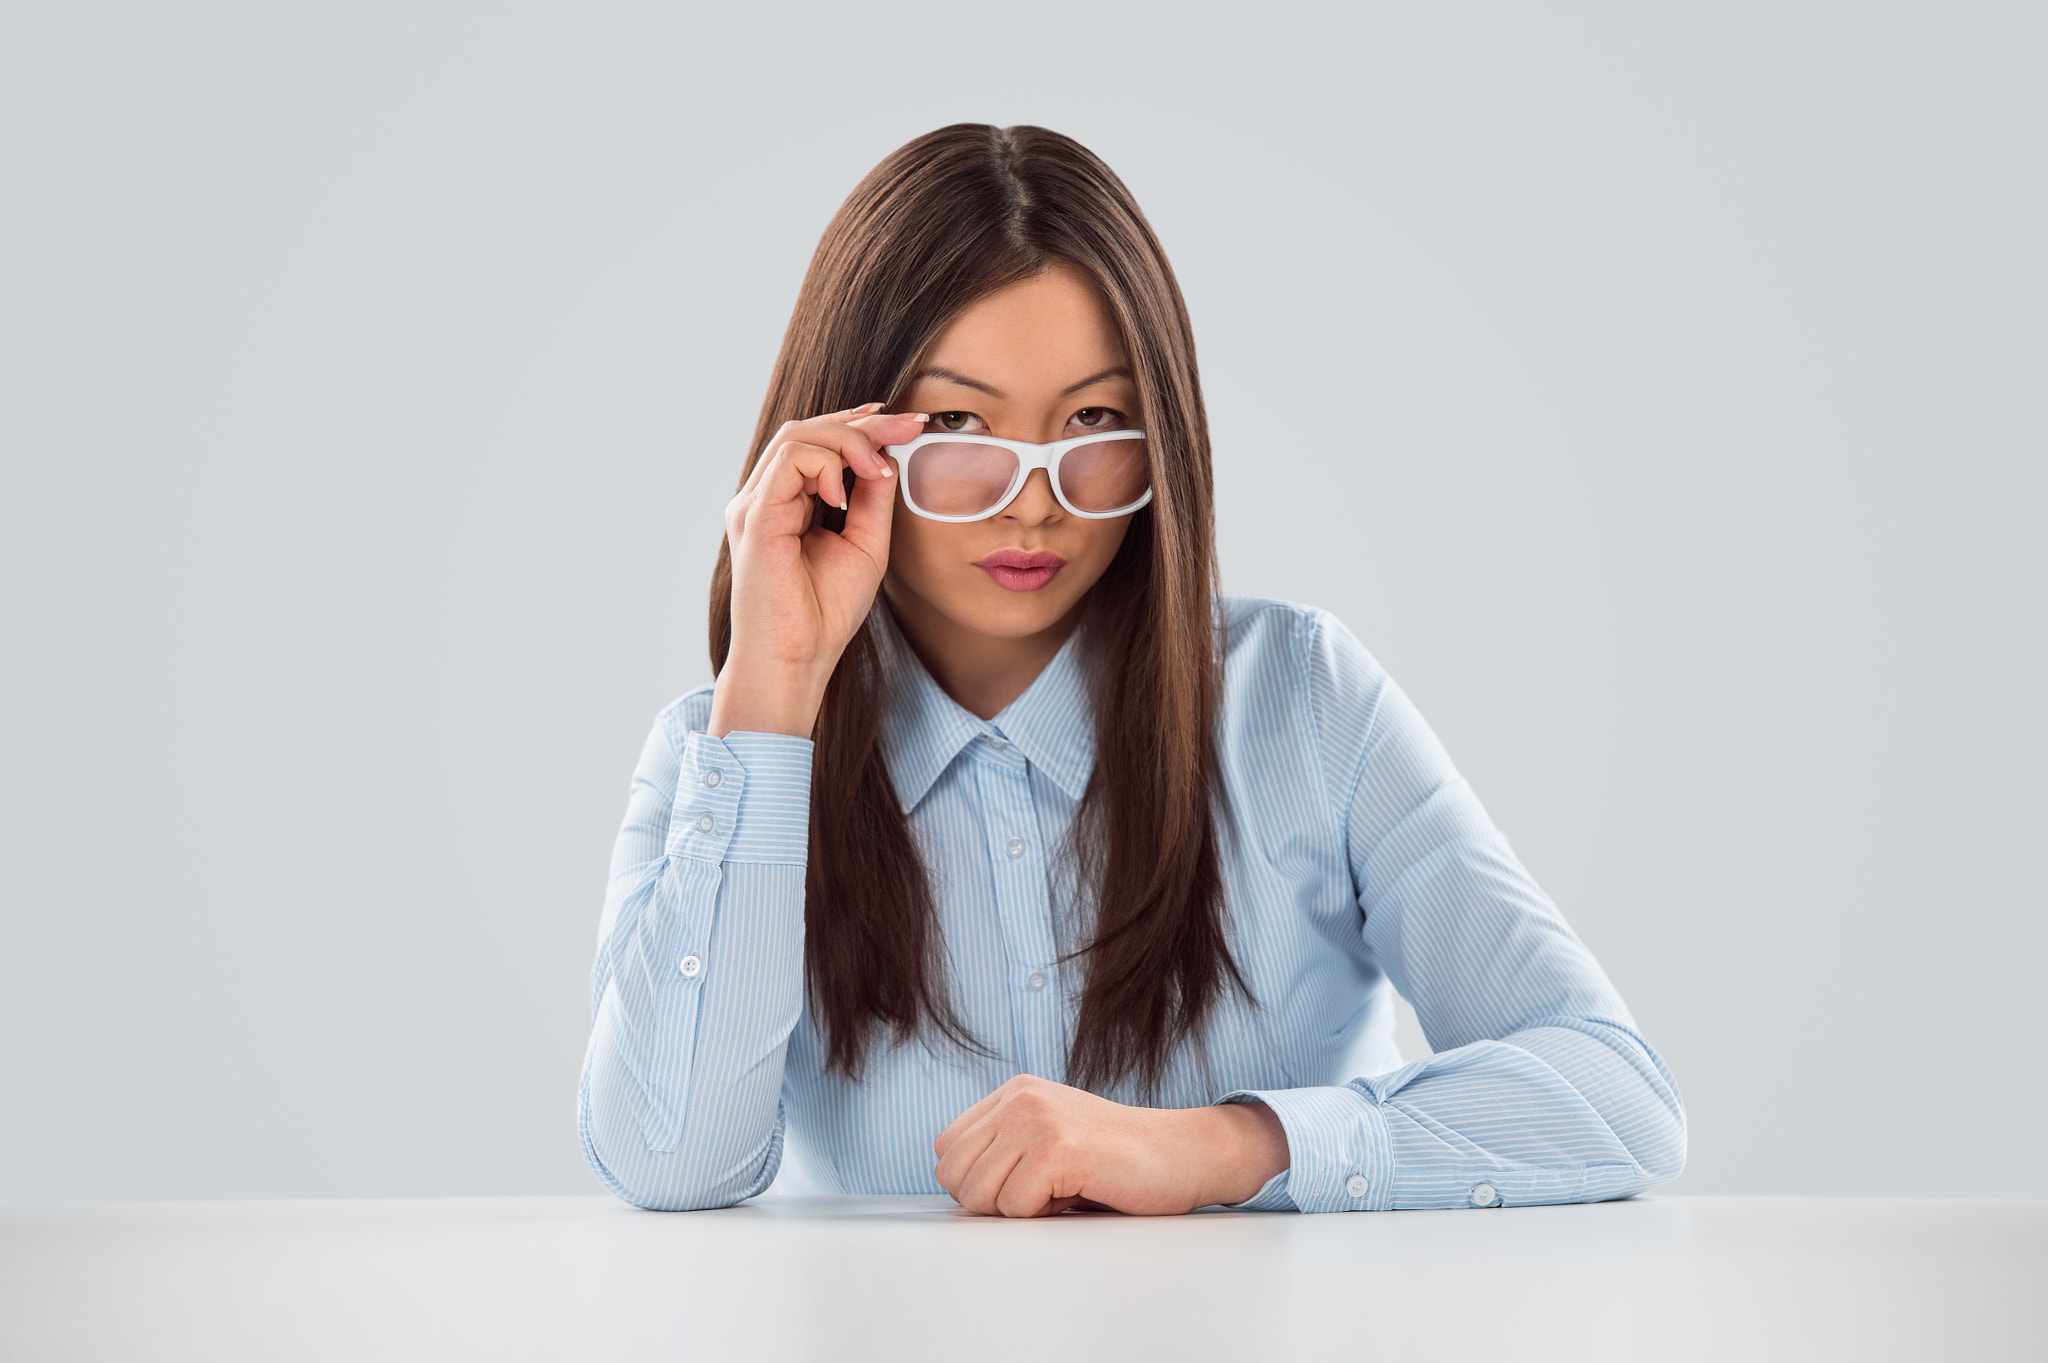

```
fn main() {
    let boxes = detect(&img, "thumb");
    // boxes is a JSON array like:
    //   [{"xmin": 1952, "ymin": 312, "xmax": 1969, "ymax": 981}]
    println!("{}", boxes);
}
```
[{"xmin": 837, "ymin": 459, "xmax": 896, "ymax": 574}]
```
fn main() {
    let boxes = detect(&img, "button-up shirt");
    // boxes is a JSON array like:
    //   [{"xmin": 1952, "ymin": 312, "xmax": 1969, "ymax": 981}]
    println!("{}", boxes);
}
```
[{"xmin": 579, "ymin": 597, "xmax": 1685, "ymax": 1212}]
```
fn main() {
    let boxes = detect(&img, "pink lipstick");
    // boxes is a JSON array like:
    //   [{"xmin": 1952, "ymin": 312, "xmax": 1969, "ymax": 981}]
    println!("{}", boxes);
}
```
[{"xmin": 974, "ymin": 549, "xmax": 1067, "ymax": 592}]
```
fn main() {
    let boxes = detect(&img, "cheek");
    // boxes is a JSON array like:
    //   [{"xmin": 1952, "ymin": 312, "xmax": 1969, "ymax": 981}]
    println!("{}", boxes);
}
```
[
  {"xmin": 886, "ymin": 503, "xmax": 966, "ymax": 591},
  {"xmin": 1068, "ymin": 518, "xmax": 1132, "ymax": 573}
]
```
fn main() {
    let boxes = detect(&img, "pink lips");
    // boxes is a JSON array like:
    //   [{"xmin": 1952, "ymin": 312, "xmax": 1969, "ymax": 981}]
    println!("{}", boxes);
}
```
[{"xmin": 974, "ymin": 549, "xmax": 1067, "ymax": 593}]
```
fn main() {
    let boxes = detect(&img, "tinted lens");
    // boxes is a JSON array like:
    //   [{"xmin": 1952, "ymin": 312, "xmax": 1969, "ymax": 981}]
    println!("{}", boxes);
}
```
[
  {"xmin": 1055, "ymin": 436, "xmax": 1150, "ymax": 513},
  {"xmin": 906, "ymin": 441, "xmax": 1020, "ymax": 517}
]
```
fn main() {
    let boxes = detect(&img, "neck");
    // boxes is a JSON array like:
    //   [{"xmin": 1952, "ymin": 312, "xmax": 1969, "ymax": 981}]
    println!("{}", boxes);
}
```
[{"xmin": 881, "ymin": 581, "xmax": 1085, "ymax": 721}]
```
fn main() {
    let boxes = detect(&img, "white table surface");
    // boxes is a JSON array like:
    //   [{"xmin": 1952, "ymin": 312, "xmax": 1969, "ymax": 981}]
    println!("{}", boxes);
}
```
[{"xmin": 3, "ymin": 1193, "xmax": 2042, "ymax": 1362}]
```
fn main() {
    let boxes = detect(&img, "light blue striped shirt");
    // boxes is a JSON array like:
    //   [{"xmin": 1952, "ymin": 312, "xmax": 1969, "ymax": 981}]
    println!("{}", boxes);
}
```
[{"xmin": 579, "ymin": 596, "xmax": 1685, "ymax": 1212}]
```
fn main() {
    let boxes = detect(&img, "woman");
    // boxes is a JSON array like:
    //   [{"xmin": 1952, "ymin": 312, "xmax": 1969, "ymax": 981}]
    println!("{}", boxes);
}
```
[{"xmin": 579, "ymin": 124, "xmax": 1685, "ymax": 1216}]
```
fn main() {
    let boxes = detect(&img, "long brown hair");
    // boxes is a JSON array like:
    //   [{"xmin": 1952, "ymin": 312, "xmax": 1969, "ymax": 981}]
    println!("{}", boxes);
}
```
[{"xmin": 709, "ymin": 124, "xmax": 1242, "ymax": 1095}]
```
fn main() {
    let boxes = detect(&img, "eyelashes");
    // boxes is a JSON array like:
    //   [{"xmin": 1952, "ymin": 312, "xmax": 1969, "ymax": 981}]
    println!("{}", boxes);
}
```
[
  {"xmin": 927, "ymin": 408, "xmax": 1130, "ymax": 434},
  {"xmin": 1071, "ymin": 407, "xmax": 1126, "ymax": 429}
]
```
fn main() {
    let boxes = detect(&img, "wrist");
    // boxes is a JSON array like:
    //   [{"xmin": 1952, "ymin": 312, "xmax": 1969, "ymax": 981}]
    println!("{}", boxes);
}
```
[
  {"xmin": 708, "ymin": 657, "xmax": 833, "ymax": 739},
  {"xmin": 1185, "ymin": 1101, "xmax": 1289, "ymax": 1208}
]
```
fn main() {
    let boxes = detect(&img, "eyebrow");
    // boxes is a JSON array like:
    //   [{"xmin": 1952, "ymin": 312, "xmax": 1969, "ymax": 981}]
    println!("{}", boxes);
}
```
[
  {"xmin": 1059, "ymin": 365, "xmax": 1133, "ymax": 398},
  {"xmin": 906, "ymin": 365, "xmax": 1134, "ymax": 402},
  {"xmin": 909, "ymin": 366, "xmax": 1006, "ymax": 399}
]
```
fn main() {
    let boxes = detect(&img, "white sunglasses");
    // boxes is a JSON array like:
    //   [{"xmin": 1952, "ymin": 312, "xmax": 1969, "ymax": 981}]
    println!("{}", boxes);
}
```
[{"xmin": 882, "ymin": 429, "xmax": 1154, "ymax": 522}]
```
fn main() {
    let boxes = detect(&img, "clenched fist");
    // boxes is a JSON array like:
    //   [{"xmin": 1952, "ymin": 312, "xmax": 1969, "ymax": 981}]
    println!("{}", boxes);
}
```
[{"xmin": 932, "ymin": 1074, "xmax": 1289, "ymax": 1218}]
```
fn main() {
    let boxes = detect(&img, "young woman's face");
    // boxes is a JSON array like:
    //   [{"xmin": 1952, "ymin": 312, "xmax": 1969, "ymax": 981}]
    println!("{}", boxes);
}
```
[{"xmin": 883, "ymin": 263, "xmax": 1143, "ymax": 641}]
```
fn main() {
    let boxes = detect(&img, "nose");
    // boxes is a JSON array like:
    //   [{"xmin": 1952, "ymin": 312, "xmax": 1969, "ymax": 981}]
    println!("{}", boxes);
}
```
[{"xmin": 998, "ymin": 468, "xmax": 1062, "ymax": 526}]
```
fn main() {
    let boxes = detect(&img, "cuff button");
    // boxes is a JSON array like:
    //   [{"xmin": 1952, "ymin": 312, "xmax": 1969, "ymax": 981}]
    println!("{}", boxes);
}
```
[
  {"xmin": 1470, "ymin": 1182, "xmax": 1499, "ymax": 1207},
  {"xmin": 1345, "ymin": 1174, "xmax": 1369, "ymax": 1199}
]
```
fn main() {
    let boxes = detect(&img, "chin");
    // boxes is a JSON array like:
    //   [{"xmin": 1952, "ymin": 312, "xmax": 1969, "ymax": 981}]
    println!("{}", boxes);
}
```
[{"xmin": 953, "ymin": 584, "xmax": 1085, "ymax": 638}]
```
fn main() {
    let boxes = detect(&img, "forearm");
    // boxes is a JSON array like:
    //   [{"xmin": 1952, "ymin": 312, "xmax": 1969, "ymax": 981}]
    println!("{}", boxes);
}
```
[
  {"xmin": 1376, "ymin": 1017, "xmax": 1686, "ymax": 1203},
  {"xmin": 580, "ymin": 855, "xmax": 805, "ymax": 1208},
  {"xmin": 579, "ymin": 718, "xmax": 815, "ymax": 1210},
  {"xmin": 1234, "ymin": 1016, "xmax": 1685, "ymax": 1212}
]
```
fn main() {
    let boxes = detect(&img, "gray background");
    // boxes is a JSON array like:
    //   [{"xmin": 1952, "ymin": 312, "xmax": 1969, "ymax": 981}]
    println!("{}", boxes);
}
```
[{"xmin": 2, "ymin": 2, "xmax": 2040, "ymax": 1202}]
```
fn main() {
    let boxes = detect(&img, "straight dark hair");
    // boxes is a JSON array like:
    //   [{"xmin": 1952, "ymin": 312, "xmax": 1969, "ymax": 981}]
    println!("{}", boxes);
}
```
[{"xmin": 709, "ymin": 123, "xmax": 1243, "ymax": 1094}]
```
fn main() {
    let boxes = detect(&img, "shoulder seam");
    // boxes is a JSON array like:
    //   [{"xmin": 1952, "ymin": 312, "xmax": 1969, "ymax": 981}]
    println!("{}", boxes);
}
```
[
  {"xmin": 1295, "ymin": 608, "xmax": 1353, "ymax": 855},
  {"xmin": 1307, "ymin": 610, "xmax": 1393, "ymax": 851},
  {"xmin": 1336, "ymin": 662, "xmax": 1388, "ymax": 828},
  {"xmin": 1224, "ymin": 594, "xmax": 1309, "ymax": 629}
]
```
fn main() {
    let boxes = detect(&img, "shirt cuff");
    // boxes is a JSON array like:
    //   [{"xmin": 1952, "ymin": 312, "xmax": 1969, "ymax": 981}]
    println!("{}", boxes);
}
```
[
  {"xmin": 1218, "ymin": 1085, "xmax": 1394, "ymax": 1213},
  {"xmin": 664, "ymin": 730, "xmax": 814, "ymax": 865}
]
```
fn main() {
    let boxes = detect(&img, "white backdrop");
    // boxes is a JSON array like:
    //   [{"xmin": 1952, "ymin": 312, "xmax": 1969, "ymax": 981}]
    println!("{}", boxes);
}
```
[{"xmin": 2, "ymin": 1, "xmax": 2041, "ymax": 1201}]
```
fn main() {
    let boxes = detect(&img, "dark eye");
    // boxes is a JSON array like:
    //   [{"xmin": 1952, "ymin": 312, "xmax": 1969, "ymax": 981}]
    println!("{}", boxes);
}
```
[
  {"xmin": 1069, "ymin": 407, "xmax": 1124, "ymax": 431},
  {"xmin": 932, "ymin": 411, "xmax": 982, "ymax": 433}
]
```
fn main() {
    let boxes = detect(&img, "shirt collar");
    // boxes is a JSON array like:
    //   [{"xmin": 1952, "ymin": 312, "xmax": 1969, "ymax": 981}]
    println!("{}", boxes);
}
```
[{"xmin": 872, "ymin": 601, "xmax": 1098, "ymax": 812}]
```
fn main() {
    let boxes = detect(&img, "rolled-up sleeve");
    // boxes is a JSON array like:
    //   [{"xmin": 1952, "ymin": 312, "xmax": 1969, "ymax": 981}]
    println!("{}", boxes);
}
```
[
  {"xmin": 578, "ymin": 693, "xmax": 815, "ymax": 1211},
  {"xmin": 1223, "ymin": 610, "xmax": 1686, "ymax": 1212}
]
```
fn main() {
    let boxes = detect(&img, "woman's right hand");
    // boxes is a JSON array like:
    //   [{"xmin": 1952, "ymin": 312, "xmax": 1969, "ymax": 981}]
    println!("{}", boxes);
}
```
[{"xmin": 708, "ymin": 403, "xmax": 926, "ymax": 739}]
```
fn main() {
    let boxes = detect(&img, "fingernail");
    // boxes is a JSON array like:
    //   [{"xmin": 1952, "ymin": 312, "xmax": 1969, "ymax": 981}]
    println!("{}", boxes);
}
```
[
  {"xmin": 900, "ymin": 412, "xmax": 928, "ymax": 422},
  {"xmin": 854, "ymin": 401, "xmax": 883, "ymax": 413}
]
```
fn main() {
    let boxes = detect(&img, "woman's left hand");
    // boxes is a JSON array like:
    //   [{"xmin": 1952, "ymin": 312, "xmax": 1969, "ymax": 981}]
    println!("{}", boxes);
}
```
[{"xmin": 932, "ymin": 1074, "xmax": 1289, "ymax": 1217}]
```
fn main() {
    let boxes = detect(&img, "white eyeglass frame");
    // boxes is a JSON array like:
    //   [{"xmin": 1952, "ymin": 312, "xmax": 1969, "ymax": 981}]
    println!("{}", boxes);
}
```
[{"xmin": 881, "ymin": 429, "xmax": 1154, "ymax": 522}]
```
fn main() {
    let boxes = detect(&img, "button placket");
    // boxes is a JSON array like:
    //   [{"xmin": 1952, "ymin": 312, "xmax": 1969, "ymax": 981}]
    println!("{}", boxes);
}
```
[{"xmin": 974, "ymin": 747, "xmax": 1062, "ymax": 1077}]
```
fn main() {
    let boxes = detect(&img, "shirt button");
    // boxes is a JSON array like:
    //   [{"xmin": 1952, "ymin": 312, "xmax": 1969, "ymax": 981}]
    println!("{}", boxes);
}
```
[
  {"xmin": 1470, "ymin": 1182, "xmax": 1499, "ymax": 1207},
  {"xmin": 1345, "ymin": 1175, "xmax": 1369, "ymax": 1199},
  {"xmin": 701, "ymin": 769, "xmax": 723, "ymax": 788},
  {"xmin": 988, "ymin": 736, "xmax": 1009, "ymax": 751},
  {"xmin": 678, "ymin": 954, "xmax": 703, "ymax": 978},
  {"xmin": 1027, "ymin": 970, "xmax": 1047, "ymax": 992},
  {"xmin": 696, "ymin": 813, "xmax": 715, "ymax": 833},
  {"xmin": 1005, "ymin": 837, "xmax": 1025, "ymax": 859}
]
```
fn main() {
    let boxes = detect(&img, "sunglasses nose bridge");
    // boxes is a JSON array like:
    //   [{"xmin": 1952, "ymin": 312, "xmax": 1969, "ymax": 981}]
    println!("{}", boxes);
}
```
[{"xmin": 994, "ymin": 464, "xmax": 1062, "ymax": 522}]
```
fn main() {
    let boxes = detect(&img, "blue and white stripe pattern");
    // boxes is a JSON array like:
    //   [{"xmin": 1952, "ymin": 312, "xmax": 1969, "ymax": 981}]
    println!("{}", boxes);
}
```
[{"xmin": 579, "ymin": 596, "xmax": 1686, "ymax": 1212}]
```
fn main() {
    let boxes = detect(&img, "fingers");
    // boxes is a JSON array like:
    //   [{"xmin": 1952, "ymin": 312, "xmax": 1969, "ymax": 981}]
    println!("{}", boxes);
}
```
[
  {"xmin": 952, "ymin": 1134, "xmax": 1079, "ymax": 1220},
  {"xmin": 758, "ymin": 439, "xmax": 857, "ymax": 511},
  {"xmin": 996, "ymin": 1155, "xmax": 1078, "ymax": 1219},
  {"xmin": 934, "ymin": 1088, "xmax": 1007, "ymax": 1160},
  {"xmin": 953, "ymin": 1132, "xmax": 1032, "ymax": 1217},
  {"xmin": 843, "ymin": 410, "xmax": 926, "ymax": 475},
  {"xmin": 935, "ymin": 1076, "xmax": 1092, "ymax": 1218},
  {"xmin": 933, "ymin": 1106, "xmax": 1002, "ymax": 1197},
  {"xmin": 745, "ymin": 409, "xmax": 924, "ymax": 497},
  {"xmin": 730, "ymin": 413, "xmax": 924, "ymax": 555}
]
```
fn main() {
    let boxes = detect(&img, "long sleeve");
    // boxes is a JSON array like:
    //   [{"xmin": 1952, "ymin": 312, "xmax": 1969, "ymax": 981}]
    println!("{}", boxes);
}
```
[
  {"xmin": 1225, "ymin": 611, "xmax": 1687, "ymax": 1212},
  {"xmin": 577, "ymin": 696, "xmax": 814, "ymax": 1211}
]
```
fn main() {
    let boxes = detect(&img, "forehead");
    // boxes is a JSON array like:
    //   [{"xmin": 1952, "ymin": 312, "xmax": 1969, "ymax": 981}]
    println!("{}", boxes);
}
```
[{"xmin": 921, "ymin": 265, "xmax": 1128, "ymax": 386}]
